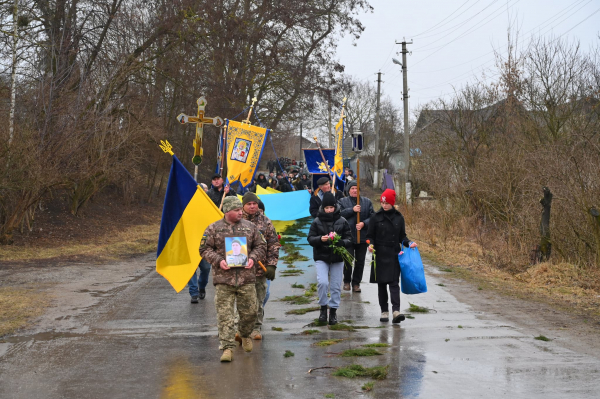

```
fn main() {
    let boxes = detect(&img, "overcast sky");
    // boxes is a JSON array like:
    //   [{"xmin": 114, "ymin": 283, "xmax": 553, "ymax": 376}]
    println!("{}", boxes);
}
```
[{"xmin": 335, "ymin": 0, "xmax": 600, "ymax": 116}]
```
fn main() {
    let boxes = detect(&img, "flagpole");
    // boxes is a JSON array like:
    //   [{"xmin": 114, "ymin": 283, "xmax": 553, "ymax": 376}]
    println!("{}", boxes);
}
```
[
  {"xmin": 219, "ymin": 124, "xmax": 229, "ymax": 211},
  {"xmin": 313, "ymin": 136, "xmax": 335, "ymax": 194}
]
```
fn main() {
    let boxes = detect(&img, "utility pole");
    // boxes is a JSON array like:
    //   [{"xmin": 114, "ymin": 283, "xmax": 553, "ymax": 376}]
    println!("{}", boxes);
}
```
[
  {"xmin": 373, "ymin": 72, "xmax": 382, "ymax": 188},
  {"xmin": 394, "ymin": 39, "xmax": 413, "ymax": 203}
]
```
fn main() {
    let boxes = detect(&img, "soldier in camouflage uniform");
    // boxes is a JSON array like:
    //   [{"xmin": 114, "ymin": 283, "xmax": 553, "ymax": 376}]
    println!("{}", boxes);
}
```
[
  {"xmin": 228, "ymin": 239, "xmax": 248, "ymax": 266},
  {"xmin": 240, "ymin": 192, "xmax": 280, "ymax": 340},
  {"xmin": 200, "ymin": 196, "xmax": 267, "ymax": 362}
]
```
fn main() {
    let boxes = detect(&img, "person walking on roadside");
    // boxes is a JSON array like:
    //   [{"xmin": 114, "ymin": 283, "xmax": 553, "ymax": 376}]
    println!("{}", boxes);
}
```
[
  {"xmin": 307, "ymin": 192, "xmax": 352, "ymax": 326},
  {"xmin": 338, "ymin": 181, "xmax": 374, "ymax": 293},
  {"xmin": 188, "ymin": 182, "xmax": 213, "ymax": 303},
  {"xmin": 207, "ymin": 173, "xmax": 236, "ymax": 207},
  {"xmin": 200, "ymin": 196, "xmax": 267, "ymax": 362},
  {"xmin": 367, "ymin": 189, "xmax": 417, "ymax": 324},
  {"xmin": 309, "ymin": 177, "xmax": 332, "ymax": 218},
  {"xmin": 239, "ymin": 192, "xmax": 280, "ymax": 340}
]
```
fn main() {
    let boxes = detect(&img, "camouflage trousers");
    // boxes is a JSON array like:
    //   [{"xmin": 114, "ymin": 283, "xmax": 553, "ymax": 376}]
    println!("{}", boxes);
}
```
[
  {"xmin": 253, "ymin": 276, "xmax": 268, "ymax": 332},
  {"xmin": 215, "ymin": 284, "xmax": 257, "ymax": 350}
]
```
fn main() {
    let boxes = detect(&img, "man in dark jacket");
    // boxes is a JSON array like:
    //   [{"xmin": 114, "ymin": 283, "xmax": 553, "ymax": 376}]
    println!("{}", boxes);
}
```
[
  {"xmin": 309, "ymin": 177, "xmax": 343, "ymax": 218},
  {"xmin": 277, "ymin": 172, "xmax": 293, "ymax": 192},
  {"xmin": 366, "ymin": 189, "xmax": 417, "ymax": 324},
  {"xmin": 207, "ymin": 174, "xmax": 236, "ymax": 207},
  {"xmin": 307, "ymin": 192, "xmax": 352, "ymax": 325},
  {"xmin": 338, "ymin": 181, "xmax": 374, "ymax": 292},
  {"xmin": 296, "ymin": 173, "xmax": 312, "ymax": 192}
]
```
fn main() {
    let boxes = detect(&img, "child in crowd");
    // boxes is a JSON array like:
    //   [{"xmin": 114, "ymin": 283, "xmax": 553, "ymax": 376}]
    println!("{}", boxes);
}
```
[
  {"xmin": 367, "ymin": 189, "xmax": 417, "ymax": 324},
  {"xmin": 307, "ymin": 192, "xmax": 352, "ymax": 325}
]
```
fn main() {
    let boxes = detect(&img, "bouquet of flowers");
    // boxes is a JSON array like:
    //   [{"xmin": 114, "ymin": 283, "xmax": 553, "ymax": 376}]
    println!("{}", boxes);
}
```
[{"xmin": 327, "ymin": 232, "xmax": 354, "ymax": 266}]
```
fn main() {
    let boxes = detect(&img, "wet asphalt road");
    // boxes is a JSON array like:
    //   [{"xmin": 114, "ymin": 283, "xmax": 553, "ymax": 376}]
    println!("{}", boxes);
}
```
[{"xmin": 1, "ymin": 222, "xmax": 600, "ymax": 398}]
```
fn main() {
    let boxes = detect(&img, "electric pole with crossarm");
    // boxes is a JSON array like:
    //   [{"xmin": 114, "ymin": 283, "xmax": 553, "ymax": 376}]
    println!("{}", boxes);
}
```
[{"xmin": 393, "ymin": 39, "xmax": 413, "ymax": 203}]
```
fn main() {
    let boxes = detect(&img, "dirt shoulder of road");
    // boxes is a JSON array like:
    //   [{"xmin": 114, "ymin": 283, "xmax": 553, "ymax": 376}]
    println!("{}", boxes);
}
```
[{"xmin": 0, "ymin": 194, "xmax": 161, "ymax": 337}]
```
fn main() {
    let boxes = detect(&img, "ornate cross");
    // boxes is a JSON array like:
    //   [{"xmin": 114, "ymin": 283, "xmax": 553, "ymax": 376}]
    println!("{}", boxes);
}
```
[{"xmin": 177, "ymin": 97, "xmax": 224, "ymax": 167}]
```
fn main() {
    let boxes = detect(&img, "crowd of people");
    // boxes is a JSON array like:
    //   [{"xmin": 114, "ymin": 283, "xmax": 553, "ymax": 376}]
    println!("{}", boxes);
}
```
[{"xmin": 191, "ymin": 166, "xmax": 416, "ymax": 362}]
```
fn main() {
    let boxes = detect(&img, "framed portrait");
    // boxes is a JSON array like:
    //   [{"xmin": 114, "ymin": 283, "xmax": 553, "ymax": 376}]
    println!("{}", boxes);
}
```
[
  {"xmin": 231, "ymin": 138, "xmax": 252, "ymax": 163},
  {"xmin": 225, "ymin": 237, "xmax": 248, "ymax": 267}
]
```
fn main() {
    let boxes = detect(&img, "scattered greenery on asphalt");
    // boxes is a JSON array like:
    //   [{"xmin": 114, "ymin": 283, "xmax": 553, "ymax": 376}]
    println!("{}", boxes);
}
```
[
  {"xmin": 362, "ymin": 382, "xmax": 375, "ymax": 391},
  {"xmin": 408, "ymin": 303, "xmax": 430, "ymax": 313},
  {"xmin": 362, "ymin": 301, "xmax": 370, "ymax": 304},
  {"xmin": 478, "ymin": 287, "xmax": 483, "ymax": 290},
  {"xmin": 363, "ymin": 343, "xmax": 390, "ymax": 348},
  {"xmin": 339, "ymin": 319, "xmax": 354, "ymax": 324},
  {"xmin": 301, "ymin": 329, "xmax": 320, "ymax": 335},
  {"xmin": 458, "ymin": 325, "xmax": 463, "ymax": 328},
  {"xmin": 284, "ymin": 350, "xmax": 295, "ymax": 358},
  {"xmin": 310, "ymin": 318, "xmax": 328, "ymax": 327},
  {"xmin": 304, "ymin": 283, "xmax": 317, "ymax": 296},
  {"xmin": 266, "ymin": 317, "xmax": 276, "ymax": 320},
  {"xmin": 445, "ymin": 338, "xmax": 450, "ymax": 342},
  {"xmin": 281, "ymin": 242, "xmax": 302, "ymax": 253},
  {"xmin": 406, "ymin": 315, "xmax": 415, "ymax": 319},
  {"xmin": 281, "ymin": 251, "xmax": 309, "ymax": 264},
  {"xmin": 285, "ymin": 306, "xmax": 321, "ymax": 315},
  {"xmin": 436, "ymin": 283, "xmax": 446, "ymax": 287},
  {"xmin": 324, "ymin": 394, "xmax": 335, "ymax": 398},
  {"xmin": 291, "ymin": 283, "xmax": 305, "ymax": 289},
  {"xmin": 281, "ymin": 295, "xmax": 313, "ymax": 305},
  {"xmin": 280, "ymin": 269, "xmax": 304, "ymax": 277},
  {"xmin": 314, "ymin": 339, "xmax": 344, "ymax": 347},
  {"xmin": 332, "ymin": 364, "xmax": 389, "ymax": 380},
  {"xmin": 340, "ymin": 348, "xmax": 382, "ymax": 357},
  {"xmin": 439, "ymin": 267, "xmax": 453, "ymax": 272},
  {"xmin": 287, "ymin": 264, "xmax": 297, "ymax": 268},
  {"xmin": 271, "ymin": 326, "xmax": 283, "ymax": 332},
  {"xmin": 535, "ymin": 335, "xmax": 551, "ymax": 341}
]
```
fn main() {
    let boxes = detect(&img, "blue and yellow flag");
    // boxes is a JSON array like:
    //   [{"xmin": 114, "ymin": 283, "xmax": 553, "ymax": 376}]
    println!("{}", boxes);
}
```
[
  {"xmin": 225, "ymin": 120, "xmax": 269, "ymax": 188},
  {"xmin": 157, "ymin": 155, "xmax": 223, "ymax": 292},
  {"xmin": 334, "ymin": 114, "xmax": 344, "ymax": 181}
]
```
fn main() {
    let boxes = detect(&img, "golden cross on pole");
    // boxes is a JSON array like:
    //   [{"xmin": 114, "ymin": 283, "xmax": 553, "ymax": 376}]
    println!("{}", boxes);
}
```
[
  {"xmin": 177, "ymin": 97, "xmax": 224, "ymax": 180},
  {"xmin": 242, "ymin": 97, "xmax": 258, "ymax": 125}
]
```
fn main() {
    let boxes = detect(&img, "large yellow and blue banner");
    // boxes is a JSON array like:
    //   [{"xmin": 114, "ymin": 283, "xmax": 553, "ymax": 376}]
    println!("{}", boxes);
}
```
[
  {"xmin": 225, "ymin": 120, "xmax": 269, "ymax": 188},
  {"xmin": 157, "ymin": 155, "xmax": 222, "ymax": 292}
]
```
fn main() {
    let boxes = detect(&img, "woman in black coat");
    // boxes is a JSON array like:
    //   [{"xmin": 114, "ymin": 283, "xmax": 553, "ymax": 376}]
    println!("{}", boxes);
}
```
[
  {"xmin": 307, "ymin": 192, "xmax": 352, "ymax": 325},
  {"xmin": 366, "ymin": 189, "xmax": 417, "ymax": 324}
]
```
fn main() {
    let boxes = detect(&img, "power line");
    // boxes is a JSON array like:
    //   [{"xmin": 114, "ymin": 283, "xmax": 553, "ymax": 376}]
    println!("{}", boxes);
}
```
[{"xmin": 412, "ymin": 0, "xmax": 475, "ymax": 38}]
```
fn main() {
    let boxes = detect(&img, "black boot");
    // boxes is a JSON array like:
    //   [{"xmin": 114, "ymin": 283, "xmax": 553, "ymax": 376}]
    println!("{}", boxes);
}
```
[
  {"xmin": 318, "ymin": 306, "xmax": 328, "ymax": 323},
  {"xmin": 328, "ymin": 308, "xmax": 338, "ymax": 325}
]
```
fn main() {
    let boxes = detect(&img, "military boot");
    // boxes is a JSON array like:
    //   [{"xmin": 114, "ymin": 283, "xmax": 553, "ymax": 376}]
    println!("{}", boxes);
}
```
[
  {"xmin": 220, "ymin": 349, "xmax": 233, "ymax": 362},
  {"xmin": 328, "ymin": 308, "xmax": 338, "ymax": 325},
  {"xmin": 318, "ymin": 305, "xmax": 328, "ymax": 323},
  {"xmin": 242, "ymin": 337, "xmax": 253, "ymax": 352}
]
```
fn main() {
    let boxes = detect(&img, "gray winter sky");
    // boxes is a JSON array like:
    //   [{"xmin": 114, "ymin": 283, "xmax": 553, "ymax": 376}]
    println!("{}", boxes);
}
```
[{"xmin": 336, "ymin": 0, "xmax": 600, "ymax": 116}]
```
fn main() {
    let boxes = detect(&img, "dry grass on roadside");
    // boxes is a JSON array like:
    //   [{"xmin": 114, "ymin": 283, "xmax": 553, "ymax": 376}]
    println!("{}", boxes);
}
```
[
  {"xmin": 0, "ymin": 222, "xmax": 160, "ymax": 263},
  {"xmin": 0, "ymin": 287, "xmax": 48, "ymax": 337}
]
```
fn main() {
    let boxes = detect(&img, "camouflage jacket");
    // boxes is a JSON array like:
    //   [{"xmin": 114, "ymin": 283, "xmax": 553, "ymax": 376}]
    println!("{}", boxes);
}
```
[
  {"xmin": 243, "ymin": 210, "xmax": 281, "ymax": 276},
  {"xmin": 200, "ymin": 218, "xmax": 267, "ymax": 286}
]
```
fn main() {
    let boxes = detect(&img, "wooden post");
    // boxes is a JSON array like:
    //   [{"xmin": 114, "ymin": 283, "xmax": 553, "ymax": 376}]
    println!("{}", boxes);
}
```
[
  {"xmin": 356, "ymin": 157, "xmax": 361, "ymax": 243},
  {"xmin": 539, "ymin": 186, "xmax": 553, "ymax": 261}
]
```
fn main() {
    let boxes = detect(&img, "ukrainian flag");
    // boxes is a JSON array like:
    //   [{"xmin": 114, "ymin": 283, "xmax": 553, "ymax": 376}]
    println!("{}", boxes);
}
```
[{"xmin": 157, "ymin": 155, "xmax": 223, "ymax": 292}]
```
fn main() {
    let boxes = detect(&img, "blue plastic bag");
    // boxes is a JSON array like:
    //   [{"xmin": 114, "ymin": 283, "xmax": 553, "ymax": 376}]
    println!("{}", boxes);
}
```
[{"xmin": 398, "ymin": 244, "xmax": 428, "ymax": 295}]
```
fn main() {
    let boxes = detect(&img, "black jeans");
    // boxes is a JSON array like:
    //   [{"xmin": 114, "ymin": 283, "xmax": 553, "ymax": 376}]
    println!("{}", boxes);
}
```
[
  {"xmin": 378, "ymin": 281, "xmax": 400, "ymax": 312},
  {"xmin": 343, "ymin": 243, "xmax": 368, "ymax": 286}
]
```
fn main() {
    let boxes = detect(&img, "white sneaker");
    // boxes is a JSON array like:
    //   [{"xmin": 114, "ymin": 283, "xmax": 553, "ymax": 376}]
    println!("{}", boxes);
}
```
[
  {"xmin": 392, "ymin": 311, "xmax": 405, "ymax": 324},
  {"xmin": 380, "ymin": 311, "xmax": 389, "ymax": 322}
]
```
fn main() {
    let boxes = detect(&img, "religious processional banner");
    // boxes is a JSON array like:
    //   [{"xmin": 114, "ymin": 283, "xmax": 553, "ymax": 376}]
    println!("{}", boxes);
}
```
[
  {"xmin": 225, "ymin": 120, "xmax": 269, "ymax": 188},
  {"xmin": 304, "ymin": 148, "xmax": 335, "ymax": 175},
  {"xmin": 157, "ymin": 155, "xmax": 223, "ymax": 292}
]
